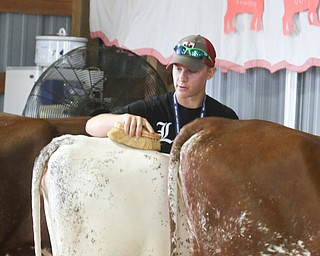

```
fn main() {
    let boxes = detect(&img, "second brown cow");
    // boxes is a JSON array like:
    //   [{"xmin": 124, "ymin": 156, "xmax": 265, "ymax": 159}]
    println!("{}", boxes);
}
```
[
  {"xmin": 170, "ymin": 117, "xmax": 320, "ymax": 255},
  {"xmin": 0, "ymin": 113, "xmax": 90, "ymax": 256}
]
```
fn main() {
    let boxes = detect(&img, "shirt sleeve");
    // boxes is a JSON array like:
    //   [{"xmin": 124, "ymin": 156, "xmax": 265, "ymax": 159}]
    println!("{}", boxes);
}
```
[{"xmin": 112, "ymin": 99, "xmax": 149, "ymax": 117}]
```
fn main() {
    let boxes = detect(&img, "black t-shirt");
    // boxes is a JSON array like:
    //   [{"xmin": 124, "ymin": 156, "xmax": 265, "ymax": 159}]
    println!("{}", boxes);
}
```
[{"xmin": 113, "ymin": 92, "xmax": 238, "ymax": 153}]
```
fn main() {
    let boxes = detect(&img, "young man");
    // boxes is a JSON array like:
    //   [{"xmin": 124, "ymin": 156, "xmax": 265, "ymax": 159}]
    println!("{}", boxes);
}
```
[{"xmin": 85, "ymin": 35, "xmax": 238, "ymax": 153}]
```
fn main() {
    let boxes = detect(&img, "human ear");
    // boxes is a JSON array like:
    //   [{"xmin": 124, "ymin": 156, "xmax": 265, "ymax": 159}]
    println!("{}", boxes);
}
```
[{"xmin": 207, "ymin": 67, "xmax": 216, "ymax": 80}]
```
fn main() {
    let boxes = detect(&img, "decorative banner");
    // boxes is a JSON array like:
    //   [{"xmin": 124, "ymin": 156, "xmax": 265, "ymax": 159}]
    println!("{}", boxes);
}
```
[
  {"xmin": 223, "ymin": 0, "xmax": 320, "ymax": 36},
  {"xmin": 90, "ymin": 0, "xmax": 320, "ymax": 73}
]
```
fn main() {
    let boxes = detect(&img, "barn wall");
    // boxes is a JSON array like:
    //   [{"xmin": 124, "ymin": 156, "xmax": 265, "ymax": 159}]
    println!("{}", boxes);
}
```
[
  {"xmin": 0, "ymin": 13, "xmax": 319, "ymax": 137},
  {"xmin": 207, "ymin": 68, "xmax": 286, "ymax": 124},
  {"xmin": 206, "ymin": 67, "xmax": 320, "ymax": 136},
  {"xmin": 298, "ymin": 67, "xmax": 320, "ymax": 135},
  {"xmin": 0, "ymin": 12, "xmax": 71, "ymax": 110},
  {"xmin": 0, "ymin": 13, "xmax": 71, "ymax": 68}
]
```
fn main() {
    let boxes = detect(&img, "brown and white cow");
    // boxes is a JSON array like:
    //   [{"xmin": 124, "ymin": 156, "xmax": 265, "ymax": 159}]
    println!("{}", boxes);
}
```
[
  {"xmin": 169, "ymin": 117, "xmax": 320, "ymax": 255},
  {"xmin": 0, "ymin": 113, "xmax": 89, "ymax": 256},
  {"xmin": 32, "ymin": 135, "xmax": 192, "ymax": 256}
]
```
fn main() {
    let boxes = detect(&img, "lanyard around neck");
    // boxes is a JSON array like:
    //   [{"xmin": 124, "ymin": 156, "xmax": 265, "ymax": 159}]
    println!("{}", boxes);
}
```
[{"xmin": 173, "ymin": 92, "xmax": 206, "ymax": 135}]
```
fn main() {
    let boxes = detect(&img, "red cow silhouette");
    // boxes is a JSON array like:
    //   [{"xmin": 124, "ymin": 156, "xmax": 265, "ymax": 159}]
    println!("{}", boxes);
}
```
[
  {"xmin": 224, "ymin": 0, "xmax": 264, "ymax": 33},
  {"xmin": 283, "ymin": 0, "xmax": 320, "ymax": 35}
]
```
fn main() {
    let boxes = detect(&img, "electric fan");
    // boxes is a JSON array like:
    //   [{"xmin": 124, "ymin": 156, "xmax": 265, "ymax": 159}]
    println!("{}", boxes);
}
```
[{"xmin": 23, "ymin": 45, "xmax": 168, "ymax": 118}]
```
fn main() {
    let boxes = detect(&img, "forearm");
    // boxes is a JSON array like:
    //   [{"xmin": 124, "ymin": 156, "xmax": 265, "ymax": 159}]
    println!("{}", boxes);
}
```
[
  {"xmin": 85, "ymin": 113, "xmax": 155, "ymax": 138},
  {"xmin": 85, "ymin": 113, "xmax": 124, "ymax": 137}
]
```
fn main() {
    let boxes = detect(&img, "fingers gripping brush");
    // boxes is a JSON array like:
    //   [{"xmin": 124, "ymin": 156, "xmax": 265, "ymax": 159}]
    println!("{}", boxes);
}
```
[{"xmin": 107, "ymin": 122, "xmax": 161, "ymax": 151}]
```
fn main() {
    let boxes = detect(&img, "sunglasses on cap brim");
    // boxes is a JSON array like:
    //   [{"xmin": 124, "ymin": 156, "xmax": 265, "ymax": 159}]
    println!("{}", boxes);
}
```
[{"xmin": 173, "ymin": 44, "xmax": 212, "ymax": 62}]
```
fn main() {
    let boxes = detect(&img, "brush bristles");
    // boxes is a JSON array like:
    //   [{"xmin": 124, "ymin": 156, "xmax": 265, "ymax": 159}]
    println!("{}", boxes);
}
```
[{"xmin": 107, "ymin": 125, "xmax": 161, "ymax": 151}]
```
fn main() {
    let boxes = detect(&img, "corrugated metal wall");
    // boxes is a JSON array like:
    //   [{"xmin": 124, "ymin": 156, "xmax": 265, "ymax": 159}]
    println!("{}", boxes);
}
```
[
  {"xmin": 0, "ymin": 12, "xmax": 71, "ymax": 112},
  {"xmin": 206, "ymin": 67, "xmax": 320, "ymax": 136},
  {"xmin": 0, "ymin": 12, "xmax": 71, "ymax": 69},
  {"xmin": 0, "ymin": 13, "xmax": 319, "ymax": 136},
  {"xmin": 298, "ymin": 67, "xmax": 320, "ymax": 135},
  {"xmin": 207, "ymin": 68, "xmax": 286, "ymax": 124}
]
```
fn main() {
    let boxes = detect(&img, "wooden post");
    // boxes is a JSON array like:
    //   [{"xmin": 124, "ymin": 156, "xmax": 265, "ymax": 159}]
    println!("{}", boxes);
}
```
[
  {"xmin": 0, "ymin": 72, "xmax": 5, "ymax": 94},
  {"xmin": 0, "ymin": 0, "xmax": 73, "ymax": 16},
  {"xmin": 71, "ymin": 0, "xmax": 90, "ymax": 38}
]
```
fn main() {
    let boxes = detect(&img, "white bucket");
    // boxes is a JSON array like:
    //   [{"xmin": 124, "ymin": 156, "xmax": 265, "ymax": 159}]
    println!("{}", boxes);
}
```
[{"xmin": 35, "ymin": 28, "xmax": 88, "ymax": 67}]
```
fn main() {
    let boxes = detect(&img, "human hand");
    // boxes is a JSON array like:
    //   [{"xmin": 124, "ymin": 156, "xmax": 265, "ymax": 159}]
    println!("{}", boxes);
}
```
[{"xmin": 121, "ymin": 114, "xmax": 154, "ymax": 137}]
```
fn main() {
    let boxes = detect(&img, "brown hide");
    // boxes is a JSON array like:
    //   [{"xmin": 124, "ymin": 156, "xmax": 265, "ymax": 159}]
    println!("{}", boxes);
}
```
[
  {"xmin": 0, "ymin": 113, "xmax": 90, "ymax": 255},
  {"xmin": 170, "ymin": 117, "xmax": 320, "ymax": 255},
  {"xmin": 46, "ymin": 117, "xmax": 89, "ymax": 136}
]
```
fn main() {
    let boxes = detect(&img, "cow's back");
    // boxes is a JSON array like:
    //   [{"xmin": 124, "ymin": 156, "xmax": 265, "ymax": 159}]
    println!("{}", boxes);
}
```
[
  {"xmin": 46, "ymin": 116, "xmax": 89, "ymax": 136},
  {"xmin": 34, "ymin": 135, "xmax": 191, "ymax": 256},
  {"xmin": 171, "ymin": 117, "xmax": 320, "ymax": 255}
]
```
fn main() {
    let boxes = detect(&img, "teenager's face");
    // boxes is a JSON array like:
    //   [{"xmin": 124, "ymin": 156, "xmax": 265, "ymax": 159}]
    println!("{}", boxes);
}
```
[{"xmin": 172, "ymin": 64, "xmax": 216, "ymax": 99}]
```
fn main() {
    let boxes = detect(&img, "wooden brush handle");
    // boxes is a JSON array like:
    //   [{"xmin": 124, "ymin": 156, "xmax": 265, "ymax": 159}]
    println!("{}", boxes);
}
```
[{"xmin": 114, "ymin": 122, "xmax": 161, "ymax": 140}]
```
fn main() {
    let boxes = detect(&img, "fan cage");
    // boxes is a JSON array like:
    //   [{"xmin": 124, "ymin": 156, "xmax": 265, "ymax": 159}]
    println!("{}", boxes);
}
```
[{"xmin": 23, "ymin": 45, "xmax": 168, "ymax": 118}]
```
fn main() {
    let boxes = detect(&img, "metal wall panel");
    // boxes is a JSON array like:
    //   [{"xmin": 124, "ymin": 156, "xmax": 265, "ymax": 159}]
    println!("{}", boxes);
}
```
[
  {"xmin": 206, "ymin": 67, "xmax": 319, "ymax": 136},
  {"xmin": 207, "ymin": 68, "xmax": 286, "ymax": 124},
  {"xmin": 0, "ymin": 12, "xmax": 71, "ymax": 110},
  {"xmin": 0, "ymin": 12, "xmax": 71, "ymax": 69},
  {"xmin": 207, "ymin": 67, "xmax": 320, "ymax": 135},
  {"xmin": 298, "ymin": 67, "xmax": 320, "ymax": 136}
]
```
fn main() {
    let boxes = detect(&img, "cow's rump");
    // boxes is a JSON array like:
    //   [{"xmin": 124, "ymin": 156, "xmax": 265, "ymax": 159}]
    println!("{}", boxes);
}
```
[
  {"xmin": 170, "ymin": 117, "xmax": 320, "ymax": 255},
  {"xmin": 32, "ymin": 135, "xmax": 191, "ymax": 256}
]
